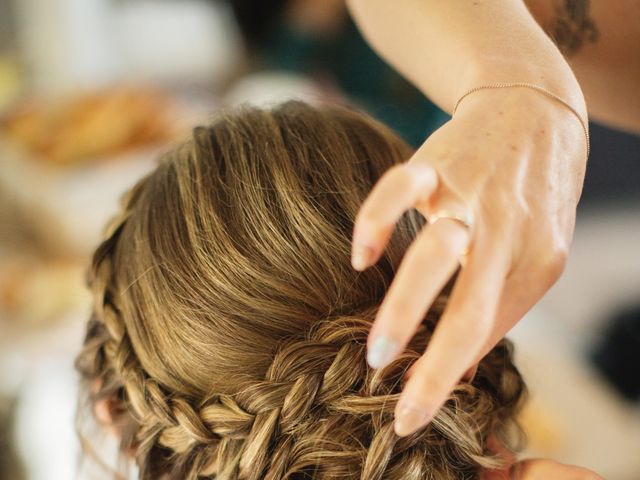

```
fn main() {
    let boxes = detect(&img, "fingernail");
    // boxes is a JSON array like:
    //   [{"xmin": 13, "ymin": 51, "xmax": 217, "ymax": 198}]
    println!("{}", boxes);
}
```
[
  {"xmin": 351, "ymin": 244, "xmax": 374, "ymax": 271},
  {"xmin": 367, "ymin": 336, "xmax": 401, "ymax": 369},
  {"xmin": 394, "ymin": 401, "xmax": 432, "ymax": 437}
]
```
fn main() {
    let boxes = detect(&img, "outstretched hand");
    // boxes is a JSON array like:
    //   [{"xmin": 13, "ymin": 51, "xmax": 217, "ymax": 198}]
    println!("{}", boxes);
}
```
[{"xmin": 351, "ymin": 87, "xmax": 588, "ymax": 436}]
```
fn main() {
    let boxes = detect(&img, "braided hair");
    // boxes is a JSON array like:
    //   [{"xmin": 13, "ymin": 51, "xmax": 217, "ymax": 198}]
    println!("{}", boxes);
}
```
[{"xmin": 75, "ymin": 101, "xmax": 527, "ymax": 479}]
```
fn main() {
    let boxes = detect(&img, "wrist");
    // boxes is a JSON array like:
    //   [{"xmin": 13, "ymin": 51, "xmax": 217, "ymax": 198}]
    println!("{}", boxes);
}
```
[
  {"xmin": 461, "ymin": 53, "xmax": 587, "ymax": 120},
  {"xmin": 453, "ymin": 85, "xmax": 590, "ymax": 160}
]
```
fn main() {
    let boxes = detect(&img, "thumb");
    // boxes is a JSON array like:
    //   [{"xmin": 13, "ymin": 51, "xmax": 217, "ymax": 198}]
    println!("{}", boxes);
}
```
[
  {"xmin": 480, "ymin": 435, "xmax": 517, "ymax": 480},
  {"xmin": 481, "ymin": 469, "xmax": 510, "ymax": 480},
  {"xmin": 507, "ymin": 459, "xmax": 604, "ymax": 480}
]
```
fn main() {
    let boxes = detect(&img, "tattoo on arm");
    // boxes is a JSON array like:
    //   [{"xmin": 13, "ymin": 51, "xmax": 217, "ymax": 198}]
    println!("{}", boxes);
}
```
[{"xmin": 550, "ymin": 0, "xmax": 599, "ymax": 56}]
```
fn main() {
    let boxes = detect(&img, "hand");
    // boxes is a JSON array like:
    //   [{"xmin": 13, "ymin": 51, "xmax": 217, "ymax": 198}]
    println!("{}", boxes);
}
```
[
  {"xmin": 350, "ymin": 87, "xmax": 588, "ymax": 436},
  {"xmin": 482, "ymin": 459, "xmax": 604, "ymax": 480},
  {"xmin": 480, "ymin": 437, "xmax": 603, "ymax": 480}
]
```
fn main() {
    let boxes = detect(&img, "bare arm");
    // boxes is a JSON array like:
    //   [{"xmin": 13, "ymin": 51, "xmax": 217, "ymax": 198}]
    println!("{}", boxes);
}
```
[
  {"xmin": 346, "ymin": 0, "xmax": 591, "ymax": 440},
  {"xmin": 346, "ymin": 0, "xmax": 586, "ymax": 117},
  {"xmin": 527, "ymin": 0, "xmax": 640, "ymax": 134}
]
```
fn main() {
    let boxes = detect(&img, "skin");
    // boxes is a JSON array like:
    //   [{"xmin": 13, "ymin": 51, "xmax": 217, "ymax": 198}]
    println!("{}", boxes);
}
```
[
  {"xmin": 479, "ymin": 436, "xmax": 604, "ymax": 480},
  {"xmin": 353, "ymin": 86, "xmax": 586, "ymax": 432},
  {"xmin": 483, "ymin": 460, "xmax": 604, "ymax": 480},
  {"xmin": 480, "ymin": 454, "xmax": 604, "ymax": 480},
  {"xmin": 95, "ymin": 4, "xmax": 635, "ymax": 476},
  {"xmin": 346, "ymin": 0, "xmax": 588, "ymax": 437},
  {"xmin": 345, "ymin": 0, "xmax": 636, "ymax": 476},
  {"xmin": 526, "ymin": 0, "xmax": 640, "ymax": 134}
]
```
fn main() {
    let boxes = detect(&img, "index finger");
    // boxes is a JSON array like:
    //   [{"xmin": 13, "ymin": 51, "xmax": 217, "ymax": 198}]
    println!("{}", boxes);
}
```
[
  {"xmin": 351, "ymin": 161, "xmax": 438, "ymax": 270},
  {"xmin": 393, "ymin": 238, "xmax": 510, "ymax": 436}
]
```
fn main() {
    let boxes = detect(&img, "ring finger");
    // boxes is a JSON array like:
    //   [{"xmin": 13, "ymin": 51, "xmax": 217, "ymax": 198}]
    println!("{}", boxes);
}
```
[{"xmin": 366, "ymin": 217, "xmax": 471, "ymax": 369}]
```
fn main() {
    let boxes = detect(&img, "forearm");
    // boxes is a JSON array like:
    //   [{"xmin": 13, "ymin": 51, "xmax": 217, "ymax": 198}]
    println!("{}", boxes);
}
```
[{"xmin": 346, "ymin": 0, "xmax": 586, "ymax": 118}]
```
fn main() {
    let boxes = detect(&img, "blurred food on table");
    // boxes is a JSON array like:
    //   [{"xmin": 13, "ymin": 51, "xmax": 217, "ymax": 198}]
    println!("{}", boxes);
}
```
[{"xmin": 1, "ymin": 87, "xmax": 179, "ymax": 166}]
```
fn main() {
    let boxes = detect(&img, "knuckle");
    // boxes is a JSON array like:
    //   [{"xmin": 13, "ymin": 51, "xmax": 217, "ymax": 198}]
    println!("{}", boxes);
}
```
[
  {"xmin": 414, "ymin": 372, "xmax": 450, "ymax": 398},
  {"xmin": 355, "ymin": 209, "xmax": 378, "ymax": 229},
  {"xmin": 534, "ymin": 245, "xmax": 569, "ymax": 285},
  {"xmin": 387, "ymin": 297, "xmax": 417, "ymax": 322}
]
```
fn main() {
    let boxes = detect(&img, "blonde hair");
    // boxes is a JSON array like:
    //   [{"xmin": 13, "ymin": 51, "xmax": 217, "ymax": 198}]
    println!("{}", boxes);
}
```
[{"xmin": 76, "ymin": 101, "xmax": 527, "ymax": 479}]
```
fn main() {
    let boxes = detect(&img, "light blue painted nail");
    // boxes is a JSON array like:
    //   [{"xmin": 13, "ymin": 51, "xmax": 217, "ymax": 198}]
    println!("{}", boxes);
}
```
[{"xmin": 367, "ymin": 336, "xmax": 401, "ymax": 369}]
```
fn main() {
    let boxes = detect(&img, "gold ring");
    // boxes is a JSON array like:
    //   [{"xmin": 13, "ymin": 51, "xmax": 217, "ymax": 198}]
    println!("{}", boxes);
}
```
[
  {"xmin": 428, "ymin": 209, "xmax": 474, "ymax": 262},
  {"xmin": 427, "ymin": 209, "xmax": 474, "ymax": 230}
]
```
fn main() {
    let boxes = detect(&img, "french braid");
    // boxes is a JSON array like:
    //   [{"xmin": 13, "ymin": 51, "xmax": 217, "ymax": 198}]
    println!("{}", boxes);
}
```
[{"xmin": 76, "ymin": 101, "xmax": 527, "ymax": 479}]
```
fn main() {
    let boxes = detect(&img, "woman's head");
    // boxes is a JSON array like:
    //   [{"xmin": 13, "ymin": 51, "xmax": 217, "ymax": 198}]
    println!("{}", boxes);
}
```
[{"xmin": 76, "ymin": 101, "xmax": 526, "ymax": 479}]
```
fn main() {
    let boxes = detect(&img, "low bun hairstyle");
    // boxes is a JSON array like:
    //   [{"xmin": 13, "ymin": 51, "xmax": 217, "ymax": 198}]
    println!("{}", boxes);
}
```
[{"xmin": 76, "ymin": 101, "xmax": 527, "ymax": 479}]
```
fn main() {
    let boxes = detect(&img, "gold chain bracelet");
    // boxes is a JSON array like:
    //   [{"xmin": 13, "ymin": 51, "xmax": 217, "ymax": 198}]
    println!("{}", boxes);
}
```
[{"xmin": 452, "ymin": 82, "xmax": 590, "ymax": 158}]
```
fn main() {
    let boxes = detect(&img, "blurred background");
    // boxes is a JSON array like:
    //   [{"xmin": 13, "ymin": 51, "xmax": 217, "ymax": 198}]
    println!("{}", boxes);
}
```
[{"xmin": 0, "ymin": 0, "xmax": 638, "ymax": 479}]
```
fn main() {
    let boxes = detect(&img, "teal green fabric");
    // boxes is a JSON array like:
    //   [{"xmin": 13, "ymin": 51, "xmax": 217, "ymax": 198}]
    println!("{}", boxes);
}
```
[{"xmin": 259, "ymin": 18, "xmax": 449, "ymax": 148}]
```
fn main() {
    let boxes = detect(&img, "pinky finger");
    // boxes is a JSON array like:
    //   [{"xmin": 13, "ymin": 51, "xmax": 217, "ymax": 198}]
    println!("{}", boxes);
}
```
[{"xmin": 394, "ymin": 238, "xmax": 510, "ymax": 436}]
